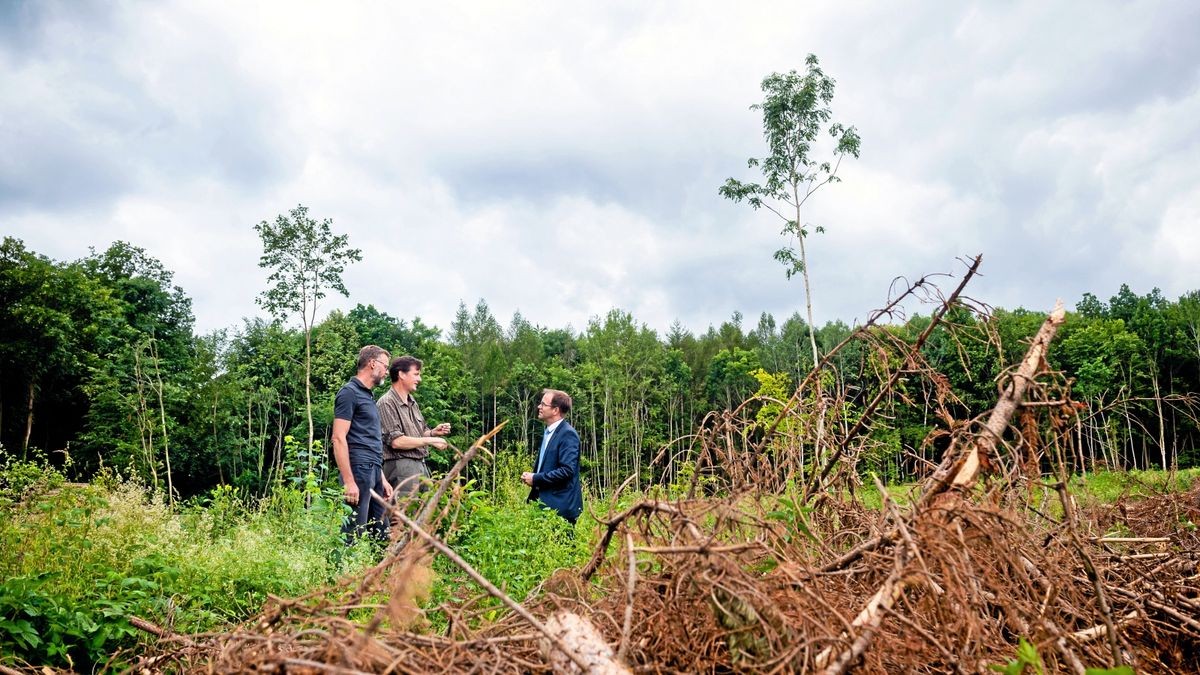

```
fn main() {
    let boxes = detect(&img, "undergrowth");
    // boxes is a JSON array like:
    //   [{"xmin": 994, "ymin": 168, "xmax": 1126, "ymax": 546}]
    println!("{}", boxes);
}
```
[
  {"xmin": 0, "ymin": 455, "xmax": 375, "ymax": 670},
  {"xmin": 5, "ymin": 443, "xmax": 1193, "ymax": 670},
  {"xmin": 426, "ymin": 480, "xmax": 593, "ymax": 629}
]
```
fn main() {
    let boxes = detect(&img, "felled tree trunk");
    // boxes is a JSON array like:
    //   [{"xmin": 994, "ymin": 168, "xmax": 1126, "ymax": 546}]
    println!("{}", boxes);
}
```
[
  {"xmin": 815, "ymin": 301, "xmax": 1068, "ymax": 674},
  {"xmin": 541, "ymin": 612, "xmax": 631, "ymax": 675},
  {"xmin": 920, "ymin": 300, "xmax": 1066, "ymax": 508}
]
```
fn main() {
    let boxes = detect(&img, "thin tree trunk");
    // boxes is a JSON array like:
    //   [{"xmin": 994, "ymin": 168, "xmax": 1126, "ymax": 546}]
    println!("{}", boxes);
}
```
[
  {"xmin": 1152, "ymin": 372, "xmax": 1166, "ymax": 469},
  {"xmin": 22, "ymin": 380, "xmax": 34, "ymax": 458},
  {"xmin": 249, "ymin": 398, "xmax": 256, "ymax": 482},
  {"xmin": 214, "ymin": 389, "xmax": 224, "ymax": 484},
  {"xmin": 1125, "ymin": 403, "xmax": 1136, "ymax": 470},
  {"xmin": 134, "ymin": 348, "xmax": 158, "ymax": 490},
  {"xmin": 1076, "ymin": 413, "xmax": 1087, "ymax": 476},
  {"xmin": 149, "ymin": 339, "xmax": 174, "ymax": 503},
  {"xmin": 274, "ymin": 397, "xmax": 285, "ymax": 487},
  {"xmin": 793, "ymin": 188, "xmax": 829, "ymax": 481},
  {"xmin": 492, "ymin": 390, "xmax": 498, "ymax": 494},
  {"xmin": 304, "ymin": 316, "xmax": 314, "ymax": 475},
  {"xmin": 633, "ymin": 401, "xmax": 642, "ymax": 493},
  {"xmin": 490, "ymin": 389, "xmax": 497, "ymax": 494}
]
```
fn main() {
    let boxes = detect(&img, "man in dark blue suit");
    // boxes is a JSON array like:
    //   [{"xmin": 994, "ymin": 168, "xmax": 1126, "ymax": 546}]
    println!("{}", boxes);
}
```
[{"xmin": 522, "ymin": 388, "xmax": 583, "ymax": 524}]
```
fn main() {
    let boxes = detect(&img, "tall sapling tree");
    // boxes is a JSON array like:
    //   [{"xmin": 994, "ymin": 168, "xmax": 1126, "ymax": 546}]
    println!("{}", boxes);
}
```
[
  {"xmin": 256, "ymin": 204, "xmax": 362, "ymax": 474},
  {"xmin": 720, "ymin": 53, "xmax": 861, "ymax": 368}
]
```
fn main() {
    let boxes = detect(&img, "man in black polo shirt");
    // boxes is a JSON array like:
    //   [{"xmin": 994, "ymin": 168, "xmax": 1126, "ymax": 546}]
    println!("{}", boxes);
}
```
[{"xmin": 332, "ymin": 345, "xmax": 394, "ymax": 542}]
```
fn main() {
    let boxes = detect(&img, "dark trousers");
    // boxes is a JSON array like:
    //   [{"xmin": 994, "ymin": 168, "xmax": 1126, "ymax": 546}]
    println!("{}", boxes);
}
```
[{"xmin": 342, "ymin": 460, "xmax": 388, "ymax": 543}]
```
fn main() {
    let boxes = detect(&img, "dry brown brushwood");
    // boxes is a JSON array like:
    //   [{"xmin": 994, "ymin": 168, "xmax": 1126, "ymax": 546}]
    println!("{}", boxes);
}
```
[{"xmin": 98, "ymin": 270, "xmax": 1197, "ymax": 673}]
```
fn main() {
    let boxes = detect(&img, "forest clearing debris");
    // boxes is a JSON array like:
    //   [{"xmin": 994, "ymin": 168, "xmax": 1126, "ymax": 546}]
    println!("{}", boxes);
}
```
[{"xmin": 136, "ymin": 260, "xmax": 1199, "ymax": 674}]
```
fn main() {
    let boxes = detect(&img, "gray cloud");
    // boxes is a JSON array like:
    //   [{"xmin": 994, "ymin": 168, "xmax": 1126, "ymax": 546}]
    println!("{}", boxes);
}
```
[
  {"xmin": 0, "ymin": 2, "xmax": 297, "ymax": 218},
  {"xmin": 3, "ymin": 1, "xmax": 1197, "ymax": 338}
]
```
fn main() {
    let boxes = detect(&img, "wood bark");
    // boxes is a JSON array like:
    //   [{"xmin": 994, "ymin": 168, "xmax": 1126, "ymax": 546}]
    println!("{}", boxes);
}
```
[{"xmin": 919, "ymin": 301, "xmax": 1066, "ymax": 508}]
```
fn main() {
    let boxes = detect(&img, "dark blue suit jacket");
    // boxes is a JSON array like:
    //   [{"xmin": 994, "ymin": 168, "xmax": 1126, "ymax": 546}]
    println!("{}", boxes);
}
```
[{"xmin": 528, "ymin": 420, "xmax": 583, "ymax": 522}]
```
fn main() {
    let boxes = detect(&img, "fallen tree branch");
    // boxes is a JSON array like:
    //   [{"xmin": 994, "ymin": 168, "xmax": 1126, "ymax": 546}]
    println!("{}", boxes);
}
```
[
  {"xmin": 807, "ymin": 254, "xmax": 984, "ymax": 498},
  {"xmin": 582, "ymin": 500, "xmax": 688, "ymax": 580},
  {"xmin": 919, "ymin": 300, "xmax": 1066, "ymax": 508},
  {"xmin": 389, "ymin": 507, "xmax": 603, "ymax": 674},
  {"xmin": 617, "ymin": 532, "xmax": 636, "ymax": 662},
  {"xmin": 813, "ymin": 301, "xmax": 1068, "ymax": 672}
]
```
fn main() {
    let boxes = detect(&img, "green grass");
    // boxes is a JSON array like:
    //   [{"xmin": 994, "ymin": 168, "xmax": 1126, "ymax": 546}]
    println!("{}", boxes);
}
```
[
  {"xmin": 853, "ymin": 467, "xmax": 1200, "ymax": 512},
  {"xmin": 855, "ymin": 480, "xmax": 919, "ymax": 510},
  {"xmin": 1067, "ymin": 467, "xmax": 1200, "ymax": 505}
]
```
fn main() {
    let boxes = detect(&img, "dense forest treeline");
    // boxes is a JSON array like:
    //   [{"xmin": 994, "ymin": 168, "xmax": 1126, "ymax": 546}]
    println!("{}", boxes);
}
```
[{"xmin": 2, "ymin": 236, "xmax": 1198, "ymax": 499}]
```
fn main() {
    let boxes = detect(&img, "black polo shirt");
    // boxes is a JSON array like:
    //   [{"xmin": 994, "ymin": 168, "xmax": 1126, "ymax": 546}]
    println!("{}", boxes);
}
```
[{"xmin": 334, "ymin": 377, "xmax": 382, "ymax": 464}]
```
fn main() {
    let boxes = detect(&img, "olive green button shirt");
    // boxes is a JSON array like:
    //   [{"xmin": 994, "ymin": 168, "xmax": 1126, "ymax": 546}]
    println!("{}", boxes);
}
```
[{"xmin": 377, "ymin": 387, "xmax": 432, "ymax": 460}]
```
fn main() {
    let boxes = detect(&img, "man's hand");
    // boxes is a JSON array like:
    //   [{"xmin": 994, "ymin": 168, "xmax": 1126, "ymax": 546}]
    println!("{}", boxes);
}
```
[
  {"xmin": 428, "ymin": 436, "xmax": 449, "ymax": 450},
  {"xmin": 382, "ymin": 478, "xmax": 394, "ymax": 501},
  {"xmin": 432, "ymin": 422, "xmax": 451, "ymax": 436},
  {"xmin": 521, "ymin": 472, "xmax": 534, "ymax": 487},
  {"xmin": 344, "ymin": 479, "xmax": 360, "ymax": 506}
]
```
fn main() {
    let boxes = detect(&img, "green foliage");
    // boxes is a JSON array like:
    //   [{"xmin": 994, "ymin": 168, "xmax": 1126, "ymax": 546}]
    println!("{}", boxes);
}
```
[
  {"xmin": 657, "ymin": 459, "xmax": 718, "ymax": 499},
  {"xmin": 706, "ymin": 348, "xmax": 762, "ymax": 411},
  {"xmin": 255, "ymin": 205, "xmax": 362, "ymax": 325},
  {"xmin": 280, "ymin": 434, "xmax": 337, "ymax": 501},
  {"xmin": 988, "ymin": 639, "xmax": 1134, "ymax": 675},
  {"xmin": 0, "ymin": 572, "xmax": 148, "ymax": 669},
  {"xmin": 437, "ymin": 483, "xmax": 588, "ymax": 608},
  {"xmin": 765, "ymin": 492, "xmax": 818, "ymax": 544},
  {"xmin": 0, "ymin": 451, "xmax": 66, "ymax": 504},
  {"xmin": 719, "ymin": 54, "xmax": 862, "ymax": 274},
  {"xmin": 989, "ymin": 637, "xmax": 1043, "ymax": 674},
  {"xmin": 862, "ymin": 428, "xmax": 903, "ymax": 484},
  {"xmin": 1056, "ymin": 318, "xmax": 1147, "ymax": 399},
  {"xmin": 0, "ymin": 457, "xmax": 363, "ymax": 669}
]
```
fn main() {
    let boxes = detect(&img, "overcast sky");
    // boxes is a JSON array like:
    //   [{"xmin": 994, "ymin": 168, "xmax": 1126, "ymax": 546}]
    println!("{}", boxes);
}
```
[{"xmin": 3, "ymin": 1, "xmax": 1198, "ymax": 338}]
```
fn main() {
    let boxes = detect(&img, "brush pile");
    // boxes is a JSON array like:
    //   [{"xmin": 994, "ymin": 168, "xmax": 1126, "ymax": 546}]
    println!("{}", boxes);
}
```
[{"xmin": 142, "ymin": 260, "xmax": 1200, "ymax": 673}]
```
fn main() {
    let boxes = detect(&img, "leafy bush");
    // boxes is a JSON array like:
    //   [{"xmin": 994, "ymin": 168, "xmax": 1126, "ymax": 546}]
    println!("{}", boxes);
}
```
[{"xmin": 0, "ymin": 451, "xmax": 66, "ymax": 505}]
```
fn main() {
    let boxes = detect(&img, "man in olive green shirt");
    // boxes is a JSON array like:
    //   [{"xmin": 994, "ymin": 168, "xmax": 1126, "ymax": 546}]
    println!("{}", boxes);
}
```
[{"xmin": 377, "ymin": 355, "xmax": 452, "ymax": 499}]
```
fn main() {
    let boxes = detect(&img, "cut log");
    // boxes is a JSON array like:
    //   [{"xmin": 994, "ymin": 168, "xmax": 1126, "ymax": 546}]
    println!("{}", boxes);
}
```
[{"xmin": 541, "ymin": 611, "xmax": 631, "ymax": 675}]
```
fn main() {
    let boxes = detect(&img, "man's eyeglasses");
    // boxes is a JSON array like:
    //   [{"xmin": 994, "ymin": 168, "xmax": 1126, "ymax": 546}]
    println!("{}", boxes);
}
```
[
  {"xmin": 536, "ymin": 401, "xmax": 554, "ymax": 408},
  {"xmin": 373, "ymin": 358, "xmax": 389, "ymax": 370}
]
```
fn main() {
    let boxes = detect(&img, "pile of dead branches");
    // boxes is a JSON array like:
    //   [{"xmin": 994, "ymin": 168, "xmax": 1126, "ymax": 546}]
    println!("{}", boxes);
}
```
[{"xmin": 134, "ymin": 259, "xmax": 1199, "ymax": 673}]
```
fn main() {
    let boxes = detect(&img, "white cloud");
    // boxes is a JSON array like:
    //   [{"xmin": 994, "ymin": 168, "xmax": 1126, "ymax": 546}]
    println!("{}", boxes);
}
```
[{"xmin": 3, "ymin": 0, "xmax": 1198, "ymax": 340}]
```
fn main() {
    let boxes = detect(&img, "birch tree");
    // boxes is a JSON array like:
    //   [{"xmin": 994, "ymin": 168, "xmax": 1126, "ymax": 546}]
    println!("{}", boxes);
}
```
[
  {"xmin": 720, "ymin": 54, "xmax": 861, "ymax": 367},
  {"xmin": 256, "ymin": 205, "xmax": 362, "ymax": 470}
]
